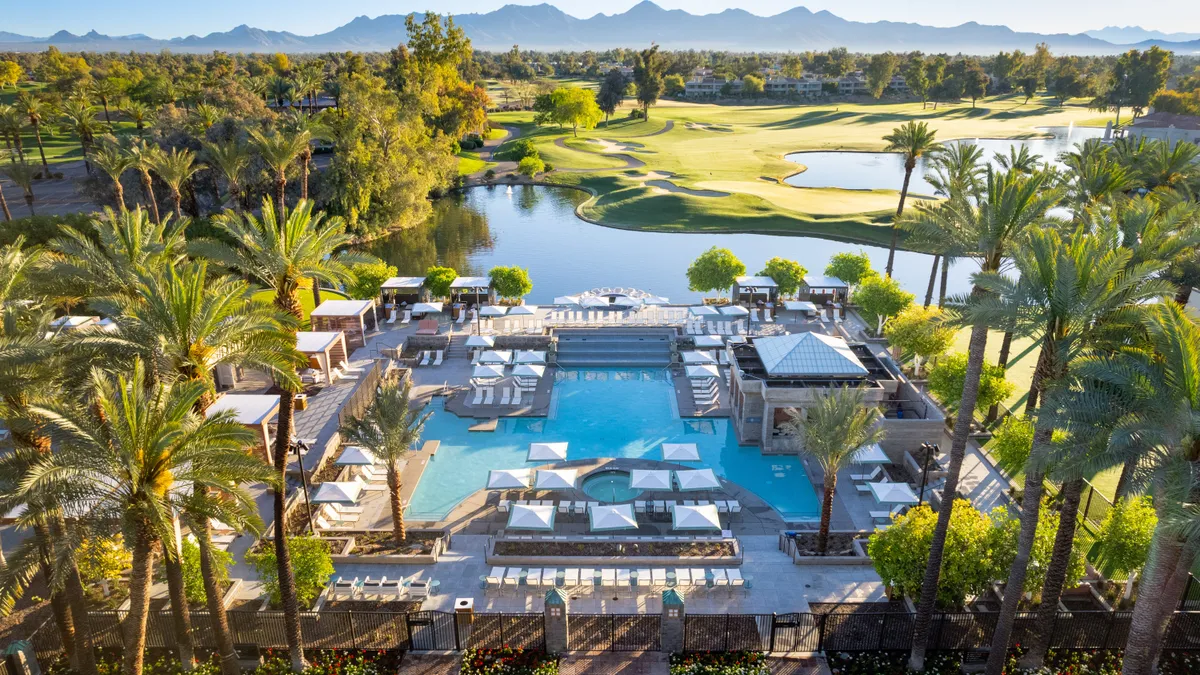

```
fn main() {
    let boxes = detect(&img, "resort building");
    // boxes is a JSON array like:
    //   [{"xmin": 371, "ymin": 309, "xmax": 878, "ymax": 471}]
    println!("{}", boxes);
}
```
[
  {"xmin": 684, "ymin": 76, "xmax": 736, "ymax": 97},
  {"xmin": 1121, "ymin": 111, "xmax": 1200, "ymax": 147}
]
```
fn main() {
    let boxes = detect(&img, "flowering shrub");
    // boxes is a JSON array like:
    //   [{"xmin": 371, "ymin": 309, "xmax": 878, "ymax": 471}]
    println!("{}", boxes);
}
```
[
  {"xmin": 669, "ymin": 651, "xmax": 769, "ymax": 674},
  {"xmin": 48, "ymin": 652, "xmax": 221, "ymax": 675},
  {"xmin": 460, "ymin": 647, "xmax": 559, "ymax": 675},
  {"xmin": 826, "ymin": 650, "xmax": 961, "ymax": 674},
  {"xmin": 256, "ymin": 649, "xmax": 400, "ymax": 675},
  {"xmin": 1005, "ymin": 648, "xmax": 1122, "ymax": 674}
]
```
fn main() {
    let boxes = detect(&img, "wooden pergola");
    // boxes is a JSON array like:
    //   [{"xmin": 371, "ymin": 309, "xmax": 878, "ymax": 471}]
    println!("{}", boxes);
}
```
[
  {"xmin": 206, "ymin": 394, "xmax": 280, "ymax": 460},
  {"xmin": 295, "ymin": 331, "xmax": 349, "ymax": 384},
  {"xmin": 310, "ymin": 299, "xmax": 377, "ymax": 350},
  {"xmin": 380, "ymin": 276, "xmax": 426, "ymax": 307}
]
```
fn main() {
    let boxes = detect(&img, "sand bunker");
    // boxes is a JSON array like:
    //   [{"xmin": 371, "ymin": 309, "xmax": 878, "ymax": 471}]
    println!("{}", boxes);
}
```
[
  {"xmin": 646, "ymin": 180, "xmax": 729, "ymax": 197},
  {"xmin": 588, "ymin": 138, "xmax": 650, "ymax": 154},
  {"xmin": 684, "ymin": 122, "xmax": 733, "ymax": 132}
]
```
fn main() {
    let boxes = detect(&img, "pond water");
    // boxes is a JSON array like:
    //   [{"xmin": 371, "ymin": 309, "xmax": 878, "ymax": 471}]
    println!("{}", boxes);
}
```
[
  {"xmin": 783, "ymin": 126, "xmax": 1106, "ymax": 195},
  {"xmin": 362, "ymin": 185, "xmax": 975, "ymax": 303}
]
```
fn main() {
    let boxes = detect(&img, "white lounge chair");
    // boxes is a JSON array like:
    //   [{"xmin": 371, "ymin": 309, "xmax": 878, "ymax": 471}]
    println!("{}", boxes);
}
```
[
  {"xmin": 652, "ymin": 568, "xmax": 667, "ymax": 588},
  {"xmin": 433, "ymin": 349, "xmax": 444, "ymax": 366},
  {"xmin": 331, "ymin": 577, "xmax": 358, "ymax": 600},
  {"xmin": 674, "ymin": 568, "xmax": 691, "ymax": 587},
  {"xmin": 850, "ymin": 466, "xmax": 883, "ymax": 482},
  {"xmin": 472, "ymin": 387, "xmax": 484, "ymax": 405},
  {"xmin": 542, "ymin": 569, "xmax": 557, "ymax": 587},
  {"xmin": 712, "ymin": 569, "xmax": 729, "ymax": 587},
  {"xmin": 386, "ymin": 308, "xmax": 398, "ymax": 324},
  {"xmin": 601, "ymin": 569, "xmax": 616, "ymax": 587},
  {"xmin": 401, "ymin": 310, "xmax": 411, "ymax": 325},
  {"xmin": 361, "ymin": 577, "xmax": 385, "ymax": 598},
  {"xmin": 526, "ymin": 568, "xmax": 543, "ymax": 588},
  {"xmin": 763, "ymin": 308, "xmax": 774, "ymax": 323},
  {"xmin": 497, "ymin": 499, "xmax": 510, "ymax": 513},
  {"xmin": 728, "ymin": 501, "xmax": 742, "ymax": 514},
  {"xmin": 512, "ymin": 388, "xmax": 522, "ymax": 406},
  {"xmin": 500, "ymin": 388, "xmax": 511, "ymax": 405},
  {"xmin": 616, "ymin": 569, "xmax": 631, "ymax": 588},
  {"xmin": 419, "ymin": 351, "xmax": 431, "ymax": 366},
  {"xmin": 484, "ymin": 387, "xmax": 494, "ymax": 405},
  {"xmin": 691, "ymin": 568, "xmax": 707, "ymax": 587},
  {"xmin": 728, "ymin": 568, "xmax": 745, "ymax": 588},
  {"xmin": 564, "ymin": 568, "xmax": 580, "ymax": 588},
  {"xmin": 408, "ymin": 579, "xmax": 431, "ymax": 599},
  {"xmin": 486, "ymin": 567, "xmax": 504, "ymax": 590},
  {"xmin": 456, "ymin": 312, "xmax": 467, "ymax": 325}
]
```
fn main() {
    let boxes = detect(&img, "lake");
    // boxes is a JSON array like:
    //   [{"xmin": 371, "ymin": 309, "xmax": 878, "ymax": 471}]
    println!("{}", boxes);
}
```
[
  {"xmin": 783, "ymin": 126, "xmax": 1106, "ymax": 195},
  {"xmin": 362, "ymin": 185, "xmax": 976, "ymax": 304}
]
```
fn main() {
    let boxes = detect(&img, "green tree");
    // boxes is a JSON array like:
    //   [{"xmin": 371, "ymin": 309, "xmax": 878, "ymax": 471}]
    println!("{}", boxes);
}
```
[
  {"xmin": 75, "ymin": 535, "xmax": 132, "ymax": 586},
  {"xmin": 989, "ymin": 414, "xmax": 1034, "ymax": 473},
  {"xmin": 151, "ymin": 147, "xmax": 201, "ymax": 219},
  {"xmin": 488, "ymin": 265, "xmax": 533, "ymax": 301},
  {"xmin": 2, "ymin": 162, "xmax": 37, "ymax": 217},
  {"xmin": 852, "ymin": 273, "xmax": 913, "ymax": 335},
  {"xmin": 824, "ymin": 250, "xmax": 874, "ymax": 292},
  {"xmin": 741, "ymin": 74, "xmax": 764, "ymax": 97},
  {"xmin": 424, "ymin": 266, "xmax": 457, "ymax": 299},
  {"xmin": 904, "ymin": 56, "xmax": 931, "ymax": 108},
  {"xmin": 882, "ymin": 121, "xmax": 940, "ymax": 277},
  {"xmin": 202, "ymin": 139, "xmax": 251, "ymax": 213},
  {"xmin": 664, "ymin": 73, "xmax": 686, "ymax": 97},
  {"xmin": 340, "ymin": 378, "xmax": 431, "ymax": 544},
  {"xmin": 250, "ymin": 128, "xmax": 309, "ymax": 217},
  {"xmin": 348, "ymin": 260, "xmax": 399, "ymax": 300},
  {"xmin": 883, "ymin": 305, "xmax": 954, "ymax": 376},
  {"xmin": 1091, "ymin": 497, "xmax": 1157, "ymax": 601},
  {"xmin": 633, "ymin": 45, "xmax": 665, "ymax": 120},
  {"xmin": 90, "ymin": 141, "xmax": 135, "ymax": 211},
  {"xmin": 963, "ymin": 60, "xmax": 990, "ymax": 107},
  {"xmin": 127, "ymin": 140, "xmax": 163, "ymax": 225},
  {"xmin": 686, "ymin": 246, "xmax": 745, "ymax": 297},
  {"xmin": 551, "ymin": 88, "xmax": 602, "ymax": 137},
  {"xmin": 16, "ymin": 93, "xmax": 52, "ymax": 178},
  {"xmin": 518, "ymin": 155, "xmax": 545, "ymax": 177},
  {"xmin": 758, "ymin": 257, "xmax": 806, "ymax": 297},
  {"xmin": 927, "ymin": 352, "xmax": 1013, "ymax": 415},
  {"xmin": 0, "ymin": 61, "xmax": 22, "ymax": 88},
  {"xmin": 246, "ymin": 536, "xmax": 334, "ymax": 609},
  {"xmin": 180, "ymin": 537, "xmax": 233, "ymax": 605},
  {"xmin": 865, "ymin": 52, "xmax": 900, "ymax": 99},
  {"xmin": 778, "ymin": 386, "xmax": 885, "ymax": 554},
  {"xmin": 597, "ymin": 69, "xmax": 626, "ymax": 125}
]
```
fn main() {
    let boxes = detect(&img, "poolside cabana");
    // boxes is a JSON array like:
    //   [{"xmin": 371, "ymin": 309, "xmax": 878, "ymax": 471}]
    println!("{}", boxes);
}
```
[
  {"xmin": 676, "ymin": 468, "xmax": 721, "ymax": 492},
  {"xmin": 682, "ymin": 351, "xmax": 717, "ymax": 365},
  {"xmin": 311, "ymin": 481, "xmax": 363, "ymax": 505},
  {"xmin": 450, "ymin": 276, "xmax": 494, "ymax": 306},
  {"xmin": 479, "ymin": 350, "xmax": 513, "ymax": 365},
  {"xmin": 487, "ymin": 469, "xmax": 533, "ymax": 490},
  {"xmin": 412, "ymin": 301, "xmax": 444, "ymax": 316},
  {"xmin": 206, "ymin": 394, "xmax": 279, "ymax": 458},
  {"xmin": 802, "ymin": 275, "xmax": 849, "ymax": 305},
  {"xmin": 553, "ymin": 295, "xmax": 581, "ymax": 305},
  {"xmin": 661, "ymin": 443, "xmax": 700, "ymax": 462},
  {"xmin": 310, "ymin": 299, "xmax": 377, "ymax": 350},
  {"xmin": 580, "ymin": 296, "xmax": 609, "ymax": 309},
  {"xmin": 528, "ymin": 442, "xmax": 568, "ymax": 461},
  {"xmin": 686, "ymin": 364, "xmax": 721, "ymax": 379},
  {"xmin": 589, "ymin": 503, "xmax": 638, "ymax": 531},
  {"xmin": 629, "ymin": 469, "xmax": 672, "ymax": 490},
  {"xmin": 689, "ymin": 305, "xmax": 720, "ymax": 317},
  {"xmin": 854, "ymin": 443, "xmax": 890, "ymax": 464},
  {"xmin": 507, "ymin": 503, "xmax": 556, "ymax": 530},
  {"xmin": 380, "ymin": 276, "xmax": 425, "ymax": 307},
  {"xmin": 672, "ymin": 503, "xmax": 721, "ymax": 531},
  {"xmin": 733, "ymin": 276, "xmax": 779, "ymax": 305},
  {"xmin": 535, "ymin": 469, "xmax": 578, "ymax": 491},
  {"xmin": 514, "ymin": 351, "xmax": 547, "ymax": 365},
  {"xmin": 693, "ymin": 335, "xmax": 724, "ymax": 348},
  {"xmin": 50, "ymin": 315, "xmax": 100, "ymax": 333},
  {"xmin": 512, "ymin": 364, "xmax": 545, "ymax": 380},
  {"xmin": 295, "ymin": 331, "xmax": 349, "ymax": 384}
]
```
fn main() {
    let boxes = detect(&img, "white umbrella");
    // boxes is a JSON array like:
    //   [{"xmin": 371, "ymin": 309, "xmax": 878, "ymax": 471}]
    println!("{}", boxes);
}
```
[
  {"xmin": 335, "ymin": 446, "xmax": 378, "ymax": 466},
  {"xmin": 514, "ymin": 350, "xmax": 547, "ymax": 364},
  {"xmin": 535, "ymin": 469, "xmax": 578, "ymax": 490},
  {"xmin": 661, "ymin": 443, "xmax": 700, "ymax": 462},
  {"xmin": 528, "ymin": 442, "xmax": 568, "ymax": 461},
  {"xmin": 693, "ymin": 335, "xmax": 724, "ymax": 348},
  {"xmin": 553, "ymin": 295, "xmax": 581, "ymax": 305},
  {"xmin": 509, "ymin": 305, "xmax": 538, "ymax": 316},
  {"xmin": 629, "ymin": 469, "xmax": 672, "ymax": 490},
  {"xmin": 726, "ymin": 335, "xmax": 747, "ymax": 344},
  {"xmin": 581, "ymin": 297, "xmax": 609, "ymax": 308},
  {"xmin": 681, "ymin": 351, "xmax": 717, "ymax": 364},
  {"xmin": 311, "ymin": 482, "xmax": 363, "ymax": 504},
  {"xmin": 479, "ymin": 305, "xmax": 508, "ymax": 317},
  {"xmin": 719, "ymin": 305, "xmax": 749, "ymax": 316},
  {"xmin": 854, "ymin": 443, "xmax": 890, "ymax": 464},
  {"xmin": 479, "ymin": 350, "xmax": 513, "ymax": 364},
  {"xmin": 411, "ymin": 302, "xmax": 443, "ymax": 314},
  {"xmin": 512, "ymin": 364, "xmax": 546, "ymax": 379},
  {"xmin": 589, "ymin": 503, "xmax": 638, "ymax": 531},
  {"xmin": 472, "ymin": 364, "xmax": 506, "ymax": 380},
  {"xmin": 689, "ymin": 305, "xmax": 720, "ymax": 316},
  {"xmin": 507, "ymin": 504, "xmax": 556, "ymax": 530},
  {"xmin": 869, "ymin": 481, "xmax": 919, "ymax": 505},
  {"xmin": 686, "ymin": 364, "xmax": 720, "ymax": 379},
  {"xmin": 487, "ymin": 468, "xmax": 532, "ymax": 490},
  {"xmin": 672, "ymin": 503, "xmax": 722, "ymax": 531},
  {"xmin": 465, "ymin": 335, "xmax": 495, "ymax": 348},
  {"xmin": 676, "ymin": 468, "xmax": 721, "ymax": 491}
]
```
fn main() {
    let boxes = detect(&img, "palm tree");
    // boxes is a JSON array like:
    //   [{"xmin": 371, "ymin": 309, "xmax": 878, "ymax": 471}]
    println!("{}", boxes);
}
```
[
  {"xmin": 151, "ymin": 147, "xmax": 202, "ymax": 218},
  {"xmin": 190, "ymin": 103, "xmax": 223, "ymax": 135},
  {"xmin": 199, "ymin": 199, "xmax": 364, "ymax": 672},
  {"xmin": 882, "ymin": 121, "xmax": 940, "ymax": 278},
  {"xmin": 968, "ymin": 228, "xmax": 1170, "ymax": 675},
  {"xmin": 922, "ymin": 143, "xmax": 985, "ymax": 307},
  {"xmin": 1136, "ymin": 139, "xmax": 1200, "ymax": 194},
  {"xmin": 17, "ymin": 94, "xmax": 53, "ymax": 178},
  {"xmin": 340, "ymin": 378, "xmax": 431, "ymax": 545},
  {"xmin": 0, "ymin": 163, "xmax": 10, "ymax": 221},
  {"xmin": 0, "ymin": 105, "xmax": 27, "ymax": 163},
  {"xmin": 1060, "ymin": 139, "xmax": 1134, "ymax": 206},
  {"xmin": 91, "ymin": 141, "xmax": 136, "ymax": 211},
  {"xmin": 290, "ymin": 72, "xmax": 319, "ymax": 114},
  {"xmin": 58, "ymin": 100, "xmax": 100, "ymax": 173},
  {"xmin": 123, "ymin": 101, "xmax": 153, "ymax": 137},
  {"xmin": 128, "ymin": 140, "xmax": 163, "ymax": 224},
  {"xmin": 777, "ymin": 386, "xmax": 885, "ymax": 553},
  {"xmin": 250, "ymin": 128, "xmax": 310, "ymax": 217},
  {"xmin": 3, "ymin": 162, "xmax": 37, "ymax": 216},
  {"xmin": 282, "ymin": 110, "xmax": 327, "ymax": 203},
  {"xmin": 994, "ymin": 144, "xmax": 1040, "ymax": 174},
  {"xmin": 90, "ymin": 79, "xmax": 122, "ymax": 125},
  {"xmin": 202, "ymin": 139, "xmax": 250, "ymax": 213},
  {"xmin": 268, "ymin": 76, "xmax": 293, "ymax": 108},
  {"xmin": 898, "ymin": 168, "xmax": 1062, "ymax": 671},
  {"xmin": 26, "ymin": 361, "xmax": 264, "ymax": 675}
]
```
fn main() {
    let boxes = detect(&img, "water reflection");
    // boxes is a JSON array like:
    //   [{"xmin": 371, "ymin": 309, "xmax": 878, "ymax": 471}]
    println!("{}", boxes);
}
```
[{"xmin": 362, "ymin": 184, "xmax": 977, "ymax": 303}]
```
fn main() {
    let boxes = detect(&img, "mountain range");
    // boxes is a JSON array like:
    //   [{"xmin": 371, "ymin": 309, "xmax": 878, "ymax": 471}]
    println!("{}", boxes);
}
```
[{"xmin": 2, "ymin": 2, "xmax": 1199, "ymax": 56}]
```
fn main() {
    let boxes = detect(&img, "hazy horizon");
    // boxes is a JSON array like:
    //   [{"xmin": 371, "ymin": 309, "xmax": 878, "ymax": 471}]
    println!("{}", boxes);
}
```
[{"xmin": 6, "ymin": 0, "xmax": 1198, "ymax": 43}]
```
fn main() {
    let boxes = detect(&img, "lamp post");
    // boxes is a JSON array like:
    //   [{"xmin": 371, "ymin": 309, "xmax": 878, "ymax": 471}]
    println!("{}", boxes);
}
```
[
  {"xmin": 917, "ymin": 442, "xmax": 936, "ymax": 507},
  {"xmin": 291, "ymin": 438, "xmax": 316, "ymax": 533}
]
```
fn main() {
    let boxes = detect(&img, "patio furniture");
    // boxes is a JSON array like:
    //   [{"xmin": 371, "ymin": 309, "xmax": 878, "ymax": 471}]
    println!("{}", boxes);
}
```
[
  {"xmin": 690, "ymin": 569, "xmax": 707, "ymax": 587},
  {"xmin": 504, "ymin": 568, "xmax": 522, "ymax": 588},
  {"xmin": 361, "ymin": 577, "xmax": 385, "ymax": 598},
  {"xmin": 408, "ymin": 580, "xmax": 431, "ymax": 599},
  {"xmin": 652, "ymin": 568, "xmax": 667, "ymax": 587},
  {"xmin": 415, "ymin": 320, "xmax": 439, "ymax": 335},
  {"xmin": 500, "ymin": 388, "xmax": 511, "ymax": 405},
  {"xmin": 419, "ymin": 351, "xmax": 431, "ymax": 366},
  {"xmin": 580, "ymin": 568, "xmax": 596, "ymax": 591},
  {"xmin": 382, "ymin": 579, "xmax": 405, "ymax": 598},
  {"xmin": 331, "ymin": 577, "xmax": 359, "ymax": 600},
  {"xmin": 433, "ymin": 350, "xmax": 444, "ymax": 366},
  {"xmin": 636, "ymin": 568, "xmax": 652, "ymax": 589},
  {"xmin": 712, "ymin": 569, "xmax": 729, "ymax": 587},
  {"xmin": 601, "ymin": 569, "xmax": 616, "ymax": 587},
  {"xmin": 616, "ymin": 569, "xmax": 631, "ymax": 588},
  {"xmin": 486, "ymin": 567, "xmax": 504, "ymax": 590},
  {"xmin": 542, "ymin": 569, "xmax": 557, "ymax": 587},
  {"xmin": 564, "ymin": 568, "xmax": 580, "ymax": 588},
  {"xmin": 674, "ymin": 568, "xmax": 691, "ymax": 587},
  {"xmin": 472, "ymin": 388, "xmax": 485, "ymax": 405},
  {"xmin": 634, "ymin": 501, "xmax": 647, "ymax": 513},
  {"xmin": 526, "ymin": 568, "xmax": 543, "ymax": 588},
  {"xmin": 850, "ymin": 466, "xmax": 883, "ymax": 482},
  {"xmin": 728, "ymin": 569, "xmax": 745, "ymax": 589}
]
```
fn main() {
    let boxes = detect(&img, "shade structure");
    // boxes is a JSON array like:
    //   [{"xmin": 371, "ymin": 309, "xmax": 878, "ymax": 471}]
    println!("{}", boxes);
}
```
[
  {"xmin": 514, "ymin": 350, "xmax": 547, "ymax": 364},
  {"xmin": 642, "ymin": 296, "xmax": 670, "ymax": 305},
  {"xmin": 869, "ymin": 481, "xmax": 919, "ymax": 505},
  {"xmin": 512, "ymin": 364, "xmax": 546, "ymax": 379},
  {"xmin": 689, "ymin": 305, "xmax": 720, "ymax": 316},
  {"xmin": 681, "ymin": 351, "xmax": 717, "ymax": 364},
  {"xmin": 411, "ymin": 302, "xmax": 443, "ymax": 314},
  {"xmin": 487, "ymin": 469, "xmax": 532, "ymax": 490},
  {"xmin": 311, "ymin": 482, "xmax": 362, "ymax": 504},
  {"xmin": 507, "ymin": 504, "xmax": 556, "ymax": 530},
  {"xmin": 719, "ymin": 305, "xmax": 749, "ymax": 316},
  {"xmin": 509, "ymin": 305, "xmax": 538, "ymax": 316},
  {"xmin": 783, "ymin": 300, "xmax": 819, "ymax": 313},
  {"xmin": 535, "ymin": 469, "xmax": 578, "ymax": 490},
  {"xmin": 726, "ymin": 335, "xmax": 747, "ymax": 344},
  {"xmin": 608, "ymin": 296, "xmax": 642, "ymax": 308},
  {"xmin": 479, "ymin": 350, "xmax": 513, "ymax": 365},
  {"xmin": 854, "ymin": 443, "xmax": 890, "ymax": 464},
  {"xmin": 589, "ymin": 503, "xmax": 638, "ymax": 531},
  {"xmin": 528, "ymin": 442, "xmax": 568, "ymax": 461},
  {"xmin": 693, "ymin": 335, "xmax": 724, "ymax": 348},
  {"xmin": 479, "ymin": 305, "xmax": 508, "ymax": 317},
  {"xmin": 672, "ymin": 504, "xmax": 721, "ymax": 531},
  {"xmin": 553, "ymin": 295, "xmax": 581, "ymax": 305},
  {"xmin": 335, "ymin": 446, "xmax": 378, "ymax": 466},
  {"xmin": 686, "ymin": 365, "xmax": 721, "ymax": 379},
  {"xmin": 661, "ymin": 443, "xmax": 700, "ymax": 462},
  {"xmin": 472, "ymin": 364, "xmax": 506, "ymax": 380},
  {"xmin": 580, "ymin": 297, "xmax": 609, "ymax": 308},
  {"xmin": 676, "ymin": 468, "xmax": 721, "ymax": 491},
  {"xmin": 465, "ymin": 335, "xmax": 495, "ymax": 348},
  {"xmin": 629, "ymin": 469, "xmax": 672, "ymax": 490}
]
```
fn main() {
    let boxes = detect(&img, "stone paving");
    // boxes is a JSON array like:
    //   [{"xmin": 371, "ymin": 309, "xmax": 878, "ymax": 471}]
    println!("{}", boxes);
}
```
[{"xmin": 558, "ymin": 652, "xmax": 668, "ymax": 675}]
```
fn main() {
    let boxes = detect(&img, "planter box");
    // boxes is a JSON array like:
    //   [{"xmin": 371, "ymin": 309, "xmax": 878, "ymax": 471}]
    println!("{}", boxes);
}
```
[
  {"xmin": 327, "ymin": 530, "xmax": 446, "ymax": 566},
  {"xmin": 779, "ymin": 530, "xmax": 873, "ymax": 566},
  {"xmin": 484, "ymin": 536, "xmax": 743, "ymax": 567}
]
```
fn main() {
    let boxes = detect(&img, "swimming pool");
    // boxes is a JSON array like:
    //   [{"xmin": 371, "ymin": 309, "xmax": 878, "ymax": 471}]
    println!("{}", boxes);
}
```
[
  {"xmin": 405, "ymin": 368, "xmax": 821, "ymax": 521},
  {"xmin": 580, "ymin": 470, "xmax": 643, "ymax": 503}
]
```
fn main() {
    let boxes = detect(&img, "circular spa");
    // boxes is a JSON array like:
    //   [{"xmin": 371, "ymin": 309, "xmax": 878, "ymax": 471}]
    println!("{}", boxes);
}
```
[{"xmin": 580, "ymin": 470, "xmax": 643, "ymax": 503}]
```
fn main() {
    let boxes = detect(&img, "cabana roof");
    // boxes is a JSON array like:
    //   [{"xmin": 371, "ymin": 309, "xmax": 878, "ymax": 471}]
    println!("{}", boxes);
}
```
[
  {"xmin": 450, "ymin": 276, "xmax": 491, "ymax": 289},
  {"xmin": 310, "ymin": 299, "xmax": 374, "ymax": 317},
  {"xmin": 295, "ymin": 331, "xmax": 343, "ymax": 354},
  {"xmin": 735, "ymin": 276, "xmax": 778, "ymax": 288},
  {"xmin": 381, "ymin": 276, "xmax": 424, "ymax": 290},
  {"xmin": 206, "ymin": 394, "xmax": 279, "ymax": 425},
  {"xmin": 803, "ymin": 275, "xmax": 849, "ymax": 290}
]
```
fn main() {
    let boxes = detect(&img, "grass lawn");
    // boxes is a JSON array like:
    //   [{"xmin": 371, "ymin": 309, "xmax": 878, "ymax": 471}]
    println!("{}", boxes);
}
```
[
  {"xmin": 485, "ymin": 95, "xmax": 1110, "ymax": 246},
  {"xmin": 251, "ymin": 287, "xmax": 350, "ymax": 327},
  {"xmin": 2, "ymin": 84, "xmax": 142, "ymax": 165},
  {"xmin": 456, "ymin": 151, "xmax": 492, "ymax": 176}
]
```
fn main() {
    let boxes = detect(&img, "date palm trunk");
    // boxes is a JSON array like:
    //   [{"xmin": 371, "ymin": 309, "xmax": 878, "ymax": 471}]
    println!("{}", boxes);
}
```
[
  {"xmin": 274, "ymin": 172, "xmax": 287, "ymax": 217},
  {"xmin": 271, "ymin": 391, "xmax": 307, "ymax": 672},
  {"xmin": 32, "ymin": 121, "xmax": 50, "ymax": 178},
  {"xmin": 122, "ymin": 526, "xmax": 156, "ymax": 675},
  {"xmin": 35, "ymin": 524, "xmax": 79, "ymax": 672},
  {"xmin": 139, "ymin": 170, "xmax": 161, "ymax": 225},
  {"xmin": 162, "ymin": 532, "xmax": 197, "ymax": 671},
  {"xmin": 196, "ymin": 513, "xmax": 241, "ymax": 675},
  {"xmin": 985, "ymin": 331, "xmax": 1014, "ymax": 425},
  {"xmin": 64, "ymin": 558, "xmax": 100, "ymax": 675},
  {"xmin": 0, "ymin": 182, "xmax": 11, "ymax": 221},
  {"xmin": 938, "ymin": 255, "xmax": 949, "ymax": 308},
  {"xmin": 1145, "ymin": 538, "xmax": 1199, "ymax": 671},
  {"xmin": 885, "ymin": 163, "xmax": 914, "ymax": 278},
  {"xmin": 299, "ymin": 152, "xmax": 310, "ymax": 202},
  {"xmin": 1122, "ymin": 524, "xmax": 1185, "ymax": 675},
  {"xmin": 388, "ymin": 463, "xmax": 406, "ymax": 545},
  {"xmin": 1021, "ymin": 477, "xmax": 1085, "ymax": 668},
  {"xmin": 817, "ymin": 475, "xmax": 836, "ymax": 554},
  {"xmin": 924, "ymin": 255, "xmax": 940, "ymax": 307}
]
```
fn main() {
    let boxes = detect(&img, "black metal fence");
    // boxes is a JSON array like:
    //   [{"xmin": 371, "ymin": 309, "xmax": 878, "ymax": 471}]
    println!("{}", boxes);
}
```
[{"xmin": 568, "ymin": 614, "xmax": 660, "ymax": 651}]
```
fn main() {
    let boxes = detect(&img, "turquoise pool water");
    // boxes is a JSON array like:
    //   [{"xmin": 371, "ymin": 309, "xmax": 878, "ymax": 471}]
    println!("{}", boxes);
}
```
[
  {"xmin": 580, "ymin": 470, "xmax": 643, "ymax": 503},
  {"xmin": 405, "ymin": 368, "xmax": 821, "ymax": 521}
]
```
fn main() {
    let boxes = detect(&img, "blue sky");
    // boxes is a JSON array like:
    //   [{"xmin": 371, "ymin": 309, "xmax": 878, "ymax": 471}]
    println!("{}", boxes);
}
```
[{"xmin": 7, "ymin": 0, "xmax": 1198, "ymax": 39}]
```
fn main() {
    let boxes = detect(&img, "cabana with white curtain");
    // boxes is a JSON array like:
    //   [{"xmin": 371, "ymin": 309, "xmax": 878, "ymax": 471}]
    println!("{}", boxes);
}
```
[
  {"xmin": 479, "ymin": 305, "xmax": 508, "ymax": 317},
  {"xmin": 693, "ymin": 335, "xmax": 724, "ymax": 348},
  {"xmin": 465, "ymin": 335, "xmax": 495, "ymax": 349},
  {"xmin": 512, "ymin": 364, "xmax": 545, "ymax": 388},
  {"xmin": 671, "ymin": 503, "xmax": 722, "ymax": 531},
  {"xmin": 686, "ymin": 364, "xmax": 721, "ymax": 379},
  {"xmin": 487, "ymin": 469, "xmax": 533, "ymax": 490},
  {"xmin": 689, "ymin": 306, "xmax": 720, "ymax": 317},
  {"xmin": 310, "ymin": 299, "xmax": 377, "ymax": 350},
  {"xmin": 380, "ymin": 276, "xmax": 425, "ymax": 306},
  {"xmin": 472, "ymin": 364, "xmax": 506, "ymax": 381},
  {"xmin": 335, "ymin": 445, "xmax": 379, "ymax": 467},
  {"xmin": 295, "ymin": 331, "xmax": 349, "ymax": 384},
  {"xmin": 676, "ymin": 468, "xmax": 721, "ymax": 491},
  {"xmin": 589, "ymin": 503, "xmax": 638, "ymax": 531},
  {"xmin": 507, "ymin": 503, "xmax": 556, "ymax": 530},
  {"xmin": 311, "ymin": 481, "xmax": 363, "ymax": 505},
  {"xmin": 527, "ymin": 442, "xmax": 568, "ymax": 461},
  {"xmin": 207, "ymin": 394, "xmax": 279, "ymax": 459},
  {"xmin": 732, "ymin": 276, "xmax": 779, "ymax": 305},
  {"xmin": 783, "ymin": 300, "xmax": 820, "ymax": 316},
  {"xmin": 450, "ymin": 276, "xmax": 494, "ymax": 306},
  {"xmin": 719, "ymin": 305, "xmax": 749, "ymax": 317}
]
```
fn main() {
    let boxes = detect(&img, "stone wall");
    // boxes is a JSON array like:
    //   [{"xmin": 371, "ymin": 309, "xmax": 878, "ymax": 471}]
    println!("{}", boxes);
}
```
[{"xmin": 495, "ymin": 335, "xmax": 555, "ymax": 350}]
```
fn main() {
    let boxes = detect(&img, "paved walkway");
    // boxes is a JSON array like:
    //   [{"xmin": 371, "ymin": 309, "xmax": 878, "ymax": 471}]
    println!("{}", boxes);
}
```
[
  {"xmin": 397, "ymin": 653, "xmax": 461, "ymax": 675},
  {"xmin": 559, "ymin": 652, "xmax": 667, "ymax": 675}
]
